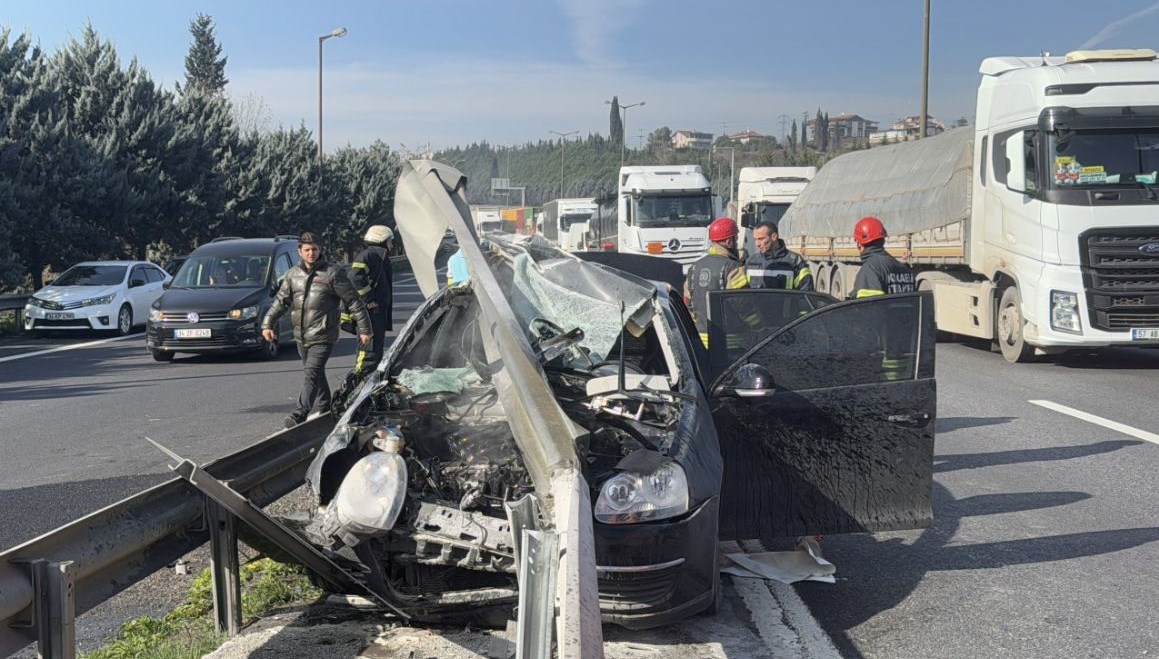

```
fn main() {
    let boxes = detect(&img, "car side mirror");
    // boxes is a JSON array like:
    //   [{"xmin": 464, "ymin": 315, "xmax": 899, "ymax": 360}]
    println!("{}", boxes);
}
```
[
  {"xmin": 130, "ymin": 278, "xmax": 146, "ymax": 288},
  {"xmin": 163, "ymin": 281, "xmax": 171, "ymax": 290},
  {"xmin": 716, "ymin": 363, "xmax": 777, "ymax": 399}
]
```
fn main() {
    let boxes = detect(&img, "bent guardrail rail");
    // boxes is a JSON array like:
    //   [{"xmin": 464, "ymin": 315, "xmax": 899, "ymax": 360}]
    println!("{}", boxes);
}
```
[{"xmin": 0, "ymin": 415, "xmax": 335, "ymax": 658}]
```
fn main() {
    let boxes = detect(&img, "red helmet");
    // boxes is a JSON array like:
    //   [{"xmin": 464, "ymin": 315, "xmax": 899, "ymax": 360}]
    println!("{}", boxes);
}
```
[
  {"xmin": 708, "ymin": 217, "xmax": 738, "ymax": 242},
  {"xmin": 854, "ymin": 216, "xmax": 887, "ymax": 246}
]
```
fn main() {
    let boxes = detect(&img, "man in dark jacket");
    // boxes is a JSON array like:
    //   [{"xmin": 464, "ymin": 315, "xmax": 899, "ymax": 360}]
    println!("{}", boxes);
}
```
[
  {"xmin": 349, "ymin": 225, "xmax": 394, "ymax": 375},
  {"xmin": 745, "ymin": 220, "xmax": 813, "ymax": 291},
  {"xmin": 262, "ymin": 232, "xmax": 371, "ymax": 428},
  {"xmin": 849, "ymin": 216, "xmax": 916, "ymax": 298}
]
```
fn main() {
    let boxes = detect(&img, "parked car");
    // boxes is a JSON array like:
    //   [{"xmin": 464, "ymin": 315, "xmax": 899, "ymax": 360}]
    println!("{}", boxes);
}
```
[
  {"xmin": 145, "ymin": 237, "xmax": 300, "ymax": 362},
  {"xmin": 23, "ymin": 260, "xmax": 170, "ymax": 336},
  {"xmin": 163, "ymin": 255, "xmax": 188, "ymax": 277},
  {"xmin": 285, "ymin": 161, "xmax": 938, "ymax": 628}
]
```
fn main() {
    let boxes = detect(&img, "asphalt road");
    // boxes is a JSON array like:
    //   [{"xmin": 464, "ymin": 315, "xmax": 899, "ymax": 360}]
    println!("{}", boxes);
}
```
[{"xmin": 2, "ymin": 283, "xmax": 1157, "ymax": 658}]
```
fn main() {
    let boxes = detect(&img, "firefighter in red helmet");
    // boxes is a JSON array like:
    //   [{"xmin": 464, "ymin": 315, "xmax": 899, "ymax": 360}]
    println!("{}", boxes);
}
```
[
  {"xmin": 684, "ymin": 217, "xmax": 750, "ymax": 346},
  {"xmin": 849, "ymin": 216, "xmax": 915, "ymax": 299}
]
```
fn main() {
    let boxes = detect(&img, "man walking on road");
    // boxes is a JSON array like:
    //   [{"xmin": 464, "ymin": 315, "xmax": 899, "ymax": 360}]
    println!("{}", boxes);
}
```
[
  {"xmin": 849, "ymin": 216, "xmax": 915, "ymax": 298},
  {"xmin": 685, "ymin": 217, "xmax": 749, "ymax": 347},
  {"xmin": 349, "ymin": 225, "xmax": 395, "ymax": 375},
  {"xmin": 262, "ymin": 232, "xmax": 371, "ymax": 428},
  {"xmin": 745, "ymin": 220, "xmax": 813, "ymax": 291}
]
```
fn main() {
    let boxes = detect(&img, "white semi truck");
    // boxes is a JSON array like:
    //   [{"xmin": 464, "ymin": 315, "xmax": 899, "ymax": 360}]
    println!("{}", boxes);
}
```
[
  {"xmin": 541, "ymin": 198, "xmax": 597, "ymax": 252},
  {"xmin": 617, "ymin": 165, "xmax": 715, "ymax": 269},
  {"xmin": 735, "ymin": 166, "xmax": 816, "ymax": 259},
  {"xmin": 783, "ymin": 48, "xmax": 1159, "ymax": 362}
]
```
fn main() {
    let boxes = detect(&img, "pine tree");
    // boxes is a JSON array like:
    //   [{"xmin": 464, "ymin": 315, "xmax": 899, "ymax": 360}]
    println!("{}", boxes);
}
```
[
  {"xmin": 822, "ymin": 111, "xmax": 831, "ymax": 152},
  {"xmin": 788, "ymin": 119, "xmax": 797, "ymax": 153},
  {"xmin": 182, "ymin": 13, "xmax": 228, "ymax": 96},
  {"xmin": 609, "ymin": 96, "xmax": 623, "ymax": 147},
  {"xmin": 800, "ymin": 118, "xmax": 807, "ymax": 150}
]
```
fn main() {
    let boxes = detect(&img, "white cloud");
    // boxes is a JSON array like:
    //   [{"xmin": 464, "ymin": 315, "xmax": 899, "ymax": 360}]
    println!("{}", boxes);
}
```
[
  {"xmin": 229, "ymin": 55, "xmax": 948, "ymax": 153},
  {"xmin": 556, "ymin": 0, "xmax": 649, "ymax": 67},
  {"xmin": 1081, "ymin": 3, "xmax": 1159, "ymax": 49}
]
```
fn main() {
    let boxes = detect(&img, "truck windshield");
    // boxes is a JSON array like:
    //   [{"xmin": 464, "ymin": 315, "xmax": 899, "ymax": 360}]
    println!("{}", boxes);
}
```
[
  {"xmin": 633, "ymin": 194, "xmax": 713, "ymax": 228},
  {"xmin": 560, "ymin": 212, "xmax": 593, "ymax": 230},
  {"xmin": 755, "ymin": 203, "xmax": 791, "ymax": 224},
  {"xmin": 1048, "ymin": 128, "xmax": 1159, "ymax": 188}
]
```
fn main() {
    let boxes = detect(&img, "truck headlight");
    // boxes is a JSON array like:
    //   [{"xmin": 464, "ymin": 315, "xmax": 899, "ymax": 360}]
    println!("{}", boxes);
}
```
[
  {"xmin": 83, "ymin": 294, "xmax": 115, "ymax": 307},
  {"xmin": 1050, "ymin": 290, "xmax": 1082, "ymax": 334},
  {"xmin": 228, "ymin": 305, "xmax": 259, "ymax": 320},
  {"xmin": 594, "ymin": 462, "xmax": 689, "ymax": 524}
]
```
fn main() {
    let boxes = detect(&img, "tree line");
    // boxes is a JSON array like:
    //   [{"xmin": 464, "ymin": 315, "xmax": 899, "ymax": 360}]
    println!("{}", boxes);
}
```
[{"xmin": 0, "ymin": 16, "xmax": 400, "ymax": 291}]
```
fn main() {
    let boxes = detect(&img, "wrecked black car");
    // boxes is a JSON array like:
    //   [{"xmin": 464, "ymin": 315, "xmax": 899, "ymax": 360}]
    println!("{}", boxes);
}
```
[{"xmin": 295, "ymin": 161, "xmax": 937, "ymax": 629}]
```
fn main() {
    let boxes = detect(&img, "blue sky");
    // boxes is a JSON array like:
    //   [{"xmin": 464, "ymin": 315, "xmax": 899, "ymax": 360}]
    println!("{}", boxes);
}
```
[{"xmin": 5, "ymin": 1, "xmax": 1159, "ymax": 153}]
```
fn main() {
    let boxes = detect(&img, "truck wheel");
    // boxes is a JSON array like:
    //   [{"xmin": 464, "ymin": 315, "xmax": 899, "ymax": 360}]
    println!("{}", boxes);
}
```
[
  {"xmin": 814, "ymin": 263, "xmax": 830, "ymax": 294},
  {"xmin": 996, "ymin": 286, "xmax": 1034, "ymax": 363},
  {"xmin": 829, "ymin": 265, "xmax": 846, "ymax": 300}
]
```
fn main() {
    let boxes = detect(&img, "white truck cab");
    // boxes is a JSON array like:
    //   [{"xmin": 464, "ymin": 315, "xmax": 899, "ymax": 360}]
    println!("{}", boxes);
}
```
[
  {"xmin": 736, "ymin": 167, "xmax": 816, "ymax": 259},
  {"xmin": 617, "ymin": 165, "xmax": 715, "ymax": 269}
]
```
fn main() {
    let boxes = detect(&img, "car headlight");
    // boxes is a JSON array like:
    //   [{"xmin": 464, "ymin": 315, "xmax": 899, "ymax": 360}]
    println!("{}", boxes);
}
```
[
  {"xmin": 228, "ymin": 305, "xmax": 259, "ymax": 320},
  {"xmin": 82, "ymin": 294, "xmax": 115, "ymax": 307},
  {"xmin": 27, "ymin": 297, "xmax": 45, "ymax": 309},
  {"xmin": 594, "ymin": 462, "xmax": 689, "ymax": 524},
  {"xmin": 149, "ymin": 307, "xmax": 163, "ymax": 322},
  {"xmin": 1050, "ymin": 290, "xmax": 1082, "ymax": 334}
]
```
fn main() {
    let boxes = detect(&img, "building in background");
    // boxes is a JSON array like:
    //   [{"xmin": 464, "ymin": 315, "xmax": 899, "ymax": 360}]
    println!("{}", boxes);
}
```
[{"xmin": 671, "ymin": 130, "xmax": 714, "ymax": 150}]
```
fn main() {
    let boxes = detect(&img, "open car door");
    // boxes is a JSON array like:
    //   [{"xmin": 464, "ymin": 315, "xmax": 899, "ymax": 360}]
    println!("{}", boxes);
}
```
[{"xmin": 707, "ymin": 291, "xmax": 936, "ymax": 539}]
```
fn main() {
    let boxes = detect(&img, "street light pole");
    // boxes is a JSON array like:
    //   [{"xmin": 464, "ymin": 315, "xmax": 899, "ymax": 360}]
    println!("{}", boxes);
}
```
[
  {"xmin": 317, "ymin": 26, "xmax": 348, "ymax": 166},
  {"xmin": 606, "ymin": 99, "xmax": 645, "ymax": 169},
  {"xmin": 548, "ymin": 130, "xmax": 578, "ymax": 198},
  {"xmin": 919, "ymin": 0, "xmax": 930, "ymax": 139}
]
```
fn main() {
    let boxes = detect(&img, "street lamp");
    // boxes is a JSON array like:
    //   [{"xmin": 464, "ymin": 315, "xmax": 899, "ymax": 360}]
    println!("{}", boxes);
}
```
[
  {"xmin": 919, "ymin": 0, "xmax": 930, "ymax": 139},
  {"xmin": 605, "ymin": 99, "xmax": 645, "ymax": 169},
  {"xmin": 318, "ymin": 26, "xmax": 348, "ymax": 164},
  {"xmin": 548, "ymin": 130, "xmax": 578, "ymax": 198}
]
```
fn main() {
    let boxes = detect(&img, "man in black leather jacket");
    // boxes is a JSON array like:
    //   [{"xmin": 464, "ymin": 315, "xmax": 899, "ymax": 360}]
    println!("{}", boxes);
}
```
[{"xmin": 261, "ymin": 232, "xmax": 371, "ymax": 428}]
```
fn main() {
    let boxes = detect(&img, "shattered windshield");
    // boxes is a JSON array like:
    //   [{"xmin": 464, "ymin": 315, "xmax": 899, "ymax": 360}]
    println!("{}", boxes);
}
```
[
  {"xmin": 633, "ymin": 194, "xmax": 713, "ymax": 229},
  {"xmin": 1049, "ymin": 128, "xmax": 1159, "ymax": 188}
]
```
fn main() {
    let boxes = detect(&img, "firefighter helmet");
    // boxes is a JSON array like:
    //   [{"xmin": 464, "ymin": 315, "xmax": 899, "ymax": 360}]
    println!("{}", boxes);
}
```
[
  {"xmin": 708, "ymin": 217, "xmax": 739, "ymax": 242},
  {"xmin": 365, "ymin": 225, "xmax": 394, "ymax": 244},
  {"xmin": 853, "ymin": 216, "xmax": 887, "ymax": 246}
]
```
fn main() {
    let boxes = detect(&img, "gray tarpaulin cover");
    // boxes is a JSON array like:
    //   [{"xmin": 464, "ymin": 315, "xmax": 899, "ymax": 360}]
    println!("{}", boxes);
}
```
[
  {"xmin": 783, "ymin": 127, "xmax": 974, "ymax": 237},
  {"xmin": 507, "ymin": 249, "xmax": 654, "ymax": 363}
]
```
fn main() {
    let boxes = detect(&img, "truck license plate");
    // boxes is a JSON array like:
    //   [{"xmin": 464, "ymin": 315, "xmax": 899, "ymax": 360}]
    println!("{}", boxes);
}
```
[
  {"xmin": 175, "ymin": 328, "xmax": 212, "ymax": 339},
  {"xmin": 46, "ymin": 312, "xmax": 73, "ymax": 320},
  {"xmin": 1132, "ymin": 328, "xmax": 1159, "ymax": 340}
]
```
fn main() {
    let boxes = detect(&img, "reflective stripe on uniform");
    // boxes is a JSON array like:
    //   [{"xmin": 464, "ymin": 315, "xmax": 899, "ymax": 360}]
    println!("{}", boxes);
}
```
[
  {"xmin": 699, "ymin": 332, "xmax": 709, "ymax": 347},
  {"xmin": 351, "ymin": 262, "xmax": 369, "ymax": 271},
  {"xmin": 356, "ymin": 286, "xmax": 372, "ymax": 296},
  {"xmin": 746, "ymin": 268, "xmax": 794, "ymax": 281},
  {"xmin": 856, "ymin": 288, "xmax": 885, "ymax": 298},
  {"xmin": 794, "ymin": 268, "xmax": 811, "ymax": 286},
  {"xmin": 727, "ymin": 268, "xmax": 750, "ymax": 289},
  {"xmin": 354, "ymin": 348, "xmax": 368, "ymax": 373}
]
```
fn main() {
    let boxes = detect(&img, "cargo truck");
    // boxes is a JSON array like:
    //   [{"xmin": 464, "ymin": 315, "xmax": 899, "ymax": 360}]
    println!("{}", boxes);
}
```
[
  {"xmin": 541, "ymin": 198, "xmax": 597, "ymax": 251},
  {"xmin": 735, "ymin": 166, "xmax": 816, "ymax": 259},
  {"xmin": 783, "ymin": 48, "xmax": 1159, "ymax": 362},
  {"xmin": 617, "ymin": 165, "xmax": 715, "ymax": 269}
]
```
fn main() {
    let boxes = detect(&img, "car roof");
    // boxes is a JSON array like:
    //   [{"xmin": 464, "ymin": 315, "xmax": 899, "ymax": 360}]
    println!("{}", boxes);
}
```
[
  {"xmin": 71, "ymin": 260, "xmax": 155, "ymax": 267},
  {"xmin": 188, "ymin": 237, "xmax": 297, "ymax": 257}
]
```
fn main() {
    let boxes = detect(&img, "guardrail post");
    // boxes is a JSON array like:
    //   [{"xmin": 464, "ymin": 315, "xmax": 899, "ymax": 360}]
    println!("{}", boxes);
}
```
[
  {"xmin": 515, "ymin": 529, "xmax": 559, "ymax": 659},
  {"xmin": 30, "ymin": 559, "xmax": 76, "ymax": 659},
  {"xmin": 207, "ymin": 501, "xmax": 242, "ymax": 636}
]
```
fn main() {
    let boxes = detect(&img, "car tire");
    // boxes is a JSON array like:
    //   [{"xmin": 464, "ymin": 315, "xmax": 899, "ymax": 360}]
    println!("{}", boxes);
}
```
[
  {"xmin": 996, "ymin": 286, "xmax": 1034, "ymax": 363},
  {"xmin": 257, "ymin": 336, "xmax": 279, "ymax": 361},
  {"xmin": 115, "ymin": 304, "xmax": 133, "ymax": 336},
  {"xmin": 151, "ymin": 349, "xmax": 174, "ymax": 362},
  {"xmin": 706, "ymin": 567, "xmax": 723, "ymax": 616}
]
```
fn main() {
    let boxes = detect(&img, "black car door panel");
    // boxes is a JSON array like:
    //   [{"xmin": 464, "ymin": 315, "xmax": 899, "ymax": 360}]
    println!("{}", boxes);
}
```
[{"xmin": 709, "ymin": 292, "xmax": 936, "ymax": 539}]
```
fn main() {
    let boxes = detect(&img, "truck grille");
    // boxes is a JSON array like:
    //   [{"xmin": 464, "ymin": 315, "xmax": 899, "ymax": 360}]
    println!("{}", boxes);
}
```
[{"xmin": 1080, "ymin": 230, "xmax": 1159, "ymax": 331}]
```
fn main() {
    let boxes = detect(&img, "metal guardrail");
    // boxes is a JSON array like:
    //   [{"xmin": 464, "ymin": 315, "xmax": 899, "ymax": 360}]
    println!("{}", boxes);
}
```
[
  {"xmin": 0, "ymin": 415, "xmax": 335, "ymax": 658},
  {"xmin": 0, "ymin": 294, "xmax": 29, "ymax": 311}
]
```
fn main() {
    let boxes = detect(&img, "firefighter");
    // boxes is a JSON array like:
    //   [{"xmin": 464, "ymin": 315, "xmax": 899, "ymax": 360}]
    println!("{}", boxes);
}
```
[
  {"xmin": 849, "ymin": 216, "xmax": 915, "ymax": 298},
  {"xmin": 685, "ymin": 217, "xmax": 749, "ymax": 346},
  {"xmin": 349, "ymin": 225, "xmax": 395, "ymax": 374},
  {"xmin": 745, "ymin": 220, "xmax": 813, "ymax": 290}
]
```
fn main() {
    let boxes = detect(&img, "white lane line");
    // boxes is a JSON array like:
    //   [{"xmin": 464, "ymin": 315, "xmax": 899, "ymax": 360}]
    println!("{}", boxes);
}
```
[
  {"xmin": 0, "ymin": 334, "xmax": 140, "ymax": 364},
  {"xmin": 1029, "ymin": 399, "xmax": 1159, "ymax": 445}
]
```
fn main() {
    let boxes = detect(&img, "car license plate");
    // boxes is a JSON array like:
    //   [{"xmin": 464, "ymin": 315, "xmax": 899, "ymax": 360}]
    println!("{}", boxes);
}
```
[
  {"xmin": 1132, "ymin": 328, "xmax": 1159, "ymax": 340},
  {"xmin": 175, "ymin": 328, "xmax": 212, "ymax": 339},
  {"xmin": 46, "ymin": 312, "xmax": 73, "ymax": 320}
]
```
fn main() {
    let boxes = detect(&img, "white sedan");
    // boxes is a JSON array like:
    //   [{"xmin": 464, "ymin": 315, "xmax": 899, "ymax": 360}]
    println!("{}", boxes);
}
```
[{"xmin": 24, "ymin": 261, "xmax": 171, "ymax": 336}]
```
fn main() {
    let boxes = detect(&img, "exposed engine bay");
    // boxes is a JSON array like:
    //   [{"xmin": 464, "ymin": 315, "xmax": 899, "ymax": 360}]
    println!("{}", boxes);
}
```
[{"xmin": 303, "ymin": 281, "xmax": 689, "ymax": 618}]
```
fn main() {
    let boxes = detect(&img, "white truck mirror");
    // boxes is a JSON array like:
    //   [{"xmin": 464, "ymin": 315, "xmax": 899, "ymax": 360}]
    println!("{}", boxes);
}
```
[{"xmin": 1005, "ymin": 131, "xmax": 1027, "ymax": 193}]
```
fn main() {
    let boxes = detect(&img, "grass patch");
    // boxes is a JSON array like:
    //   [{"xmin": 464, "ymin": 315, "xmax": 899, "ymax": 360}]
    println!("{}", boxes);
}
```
[{"xmin": 84, "ymin": 558, "xmax": 323, "ymax": 659}]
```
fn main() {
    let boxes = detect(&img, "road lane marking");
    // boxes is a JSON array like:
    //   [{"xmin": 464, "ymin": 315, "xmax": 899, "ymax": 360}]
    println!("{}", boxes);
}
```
[
  {"xmin": 1029, "ymin": 400, "xmax": 1159, "ymax": 445},
  {"xmin": 0, "ymin": 334, "xmax": 140, "ymax": 365}
]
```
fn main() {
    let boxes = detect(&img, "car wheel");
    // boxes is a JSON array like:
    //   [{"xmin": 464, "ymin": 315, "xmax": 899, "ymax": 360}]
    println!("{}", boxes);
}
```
[
  {"xmin": 115, "ymin": 304, "xmax": 133, "ymax": 336},
  {"xmin": 706, "ymin": 567, "xmax": 723, "ymax": 616},
  {"xmin": 996, "ymin": 286, "xmax": 1034, "ymax": 363},
  {"xmin": 151, "ymin": 349, "xmax": 174, "ymax": 362},
  {"xmin": 257, "ymin": 336, "xmax": 279, "ymax": 360}
]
